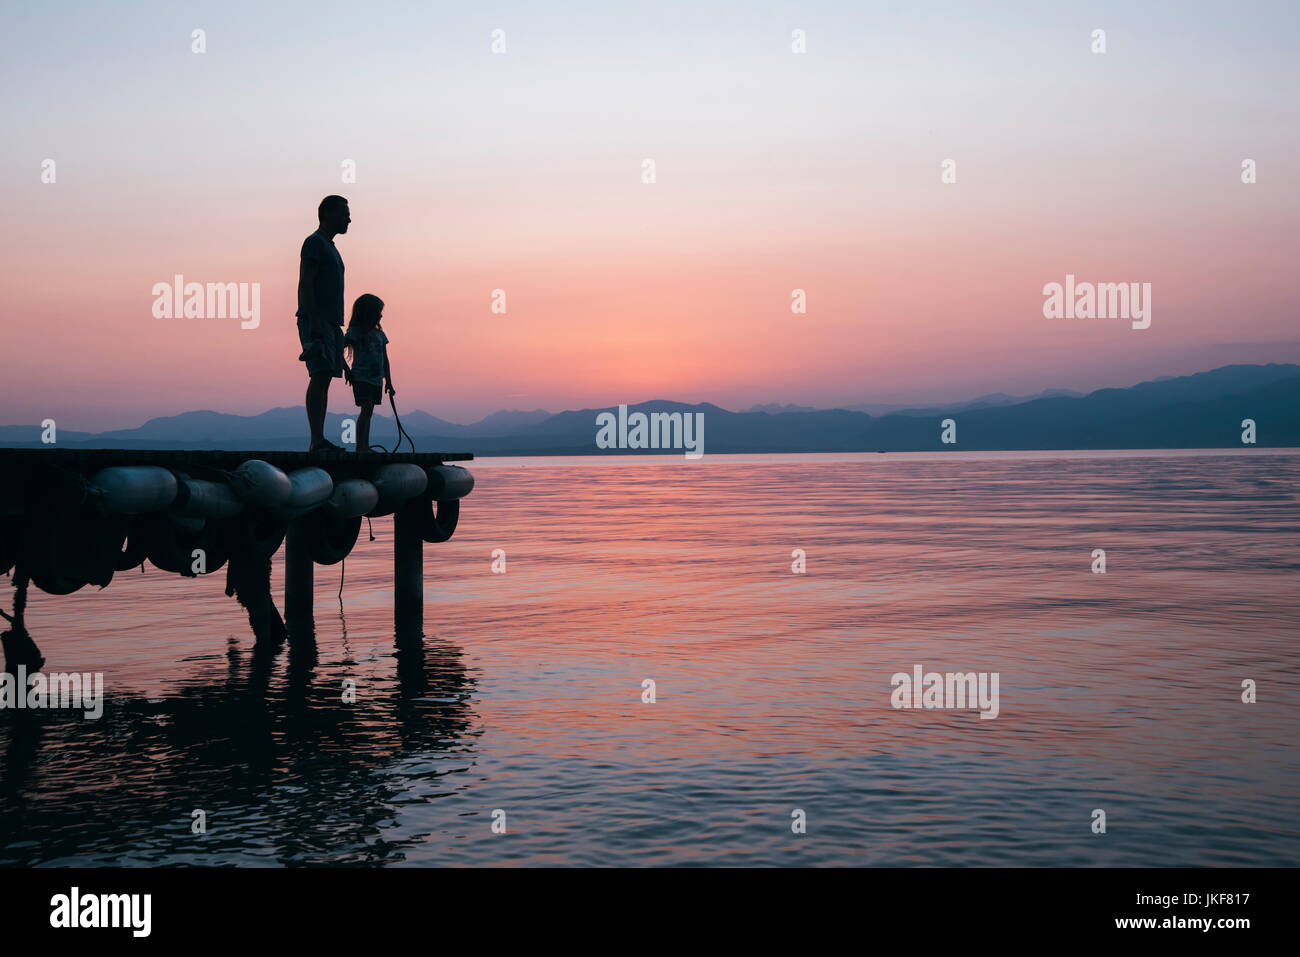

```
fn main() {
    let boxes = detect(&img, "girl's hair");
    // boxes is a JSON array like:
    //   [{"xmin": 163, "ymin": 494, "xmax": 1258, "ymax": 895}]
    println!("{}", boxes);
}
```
[{"xmin": 345, "ymin": 293, "xmax": 384, "ymax": 361}]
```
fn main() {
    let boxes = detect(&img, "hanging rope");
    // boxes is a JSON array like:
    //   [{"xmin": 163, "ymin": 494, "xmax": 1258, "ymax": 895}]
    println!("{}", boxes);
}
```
[
  {"xmin": 366, "ymin": 391, "xmax": 416, "ymax": 454},
  {"xmin": 389, "ymin": 391, "xmax": 416, "ymax": 453}
]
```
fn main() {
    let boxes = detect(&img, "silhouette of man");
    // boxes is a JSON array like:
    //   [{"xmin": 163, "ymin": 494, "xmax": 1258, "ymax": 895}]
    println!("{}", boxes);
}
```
[{"xmin": 297, "ymin": 195, "xmax": 351, "ymax": 450}]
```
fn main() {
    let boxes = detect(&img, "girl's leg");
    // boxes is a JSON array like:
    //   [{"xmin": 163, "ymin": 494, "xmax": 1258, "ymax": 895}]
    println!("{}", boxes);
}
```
[{"xmin": 357, "ymin": 403, "xmax": 374, "ymax": 450}]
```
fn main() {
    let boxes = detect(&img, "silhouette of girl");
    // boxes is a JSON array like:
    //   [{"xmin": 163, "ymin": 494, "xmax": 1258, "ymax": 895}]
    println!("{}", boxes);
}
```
[{"xmin": 343, "ymin": 294, "xmax": 394, "ymax": 451}]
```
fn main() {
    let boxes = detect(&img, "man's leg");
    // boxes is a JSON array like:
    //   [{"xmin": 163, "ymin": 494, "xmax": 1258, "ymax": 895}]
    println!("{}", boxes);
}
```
[{"xmin": 306, "ymin": 372, "xmax": 331, "ymax": 448}]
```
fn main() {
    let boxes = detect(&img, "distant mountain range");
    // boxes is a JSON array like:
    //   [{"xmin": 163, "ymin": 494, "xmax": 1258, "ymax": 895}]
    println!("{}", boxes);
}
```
[
  {"xmin": 743, "ymin": 390, "xmax": 1086, "ymax": 417},
  {"xmin": 3, "ymin": 364, "xmax": 1298, "ymax": 454}
]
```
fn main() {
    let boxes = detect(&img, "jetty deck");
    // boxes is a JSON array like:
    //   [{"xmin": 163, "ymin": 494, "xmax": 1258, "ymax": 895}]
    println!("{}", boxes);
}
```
[{"xmin": 0, "ymin": 448, "xmax": 473, "ymax": 469}]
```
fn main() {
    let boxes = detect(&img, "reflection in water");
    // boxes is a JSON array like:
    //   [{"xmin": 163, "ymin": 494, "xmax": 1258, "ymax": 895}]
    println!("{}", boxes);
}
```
[{"xmin": 0, "ymin": 628, "xmax": 478, "ymax": 866}]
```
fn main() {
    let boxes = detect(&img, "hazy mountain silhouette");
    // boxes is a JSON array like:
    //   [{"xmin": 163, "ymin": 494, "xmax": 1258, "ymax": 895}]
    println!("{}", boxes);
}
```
[
  {"xmin": 842, "ymin": 388, "xmax": 1085, "ymax": 417},
  {"xmin": 746, "ymin": 402, "xmax": 820, "ymax": 414},
  {"xmin": 457, "ymin": 409, "xmax": 554, "ymax": 435},
  {"xmin": 2, "ymin": 364, "xmax": 1296, "ymax": 453}
]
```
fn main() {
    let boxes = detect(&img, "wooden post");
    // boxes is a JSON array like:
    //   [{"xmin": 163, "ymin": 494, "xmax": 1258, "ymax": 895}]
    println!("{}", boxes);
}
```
[
  {"xmin": 394, "ymin": 499, "xmax": 423, "ymax": 640},
  {"xmin": 284, "ymin": 517, "xmax": 314, "ymax": 640}
]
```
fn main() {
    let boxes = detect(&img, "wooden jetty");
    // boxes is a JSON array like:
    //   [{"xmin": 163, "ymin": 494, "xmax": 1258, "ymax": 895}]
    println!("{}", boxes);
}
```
[{"xmin": 0, "ymin": 448, "xmax": 474, "ymax": 670}]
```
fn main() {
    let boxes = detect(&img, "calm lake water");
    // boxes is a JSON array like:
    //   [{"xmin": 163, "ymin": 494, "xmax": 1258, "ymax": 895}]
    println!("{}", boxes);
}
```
[{"xmin": 1, "ymin": 450, "xmax": 1297, "ymax": 866}]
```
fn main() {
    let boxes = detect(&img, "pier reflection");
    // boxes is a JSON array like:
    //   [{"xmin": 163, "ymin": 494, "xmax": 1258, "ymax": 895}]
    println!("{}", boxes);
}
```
[{"xmin": 0, "ymin": 627, "xmax": 479, "ymax": 866}]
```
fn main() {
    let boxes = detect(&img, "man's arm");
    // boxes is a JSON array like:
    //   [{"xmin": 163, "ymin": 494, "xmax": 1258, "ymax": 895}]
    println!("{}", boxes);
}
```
[{"xmin": 298, "ymin": 254, "xmax": 321, "ymax": 338}]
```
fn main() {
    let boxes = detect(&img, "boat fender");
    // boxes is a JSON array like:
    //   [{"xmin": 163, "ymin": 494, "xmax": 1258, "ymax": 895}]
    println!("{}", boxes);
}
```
[
  {"xmin": 172, "ymin": 472, "xmax": 245, "ymax": 520},
  {"xmin": 231, "ymin": 508, "xmax": 288, "ymax": 561},
  {"xmin": 145, "ymin": 514, "xmax": 229, "ymax": 577},
  {"xmin": 228, "ymin": 460, "xmax": 292, "ymax": 509},
  {"xmin": 31, "ymin": 570, "xmax": 88, "ymax": 595},
  {"xmin": 276, "ymin": 467, "xmax": 335, "ymax": 518},
  {"xmin": 86, "ymin": 466, "xmax": 179, "ymax": 515},
  {"xmin": 307, "ymin": 509, "xmax": 362, "ymax": 565},
  {"xmin": 368, "ymin": 464, "xmax": 428, "ymax": 517},
  {"xmin": 325, "ymin": 479, "xmax": 380, "ymax": 518},
  {"xmin": 29, "ymin": 510, "xmax": 127, "ymax": 592},
  {"xmin": 416, "ymin": 497, "xmax": 460, "ymax": 544},
  {"xmin": 425, "ymin": 465, "xmax": 475, "ymax": 500}
]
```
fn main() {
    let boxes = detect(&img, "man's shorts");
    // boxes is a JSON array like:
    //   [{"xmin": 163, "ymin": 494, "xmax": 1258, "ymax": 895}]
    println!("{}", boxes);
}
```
[
  {"xmin": 352, "ymin": 380, "xmax": 382, "ymax": 407},
  {"xmin": 296, "ymin": 318, "xmax": 344, "ymax": 378}
]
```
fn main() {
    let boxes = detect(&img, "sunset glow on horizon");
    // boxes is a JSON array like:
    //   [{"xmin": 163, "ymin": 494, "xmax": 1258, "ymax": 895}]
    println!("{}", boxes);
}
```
[{"xmin": 3, "ymin": 0, "xmax": 1298, "ymax": 430}]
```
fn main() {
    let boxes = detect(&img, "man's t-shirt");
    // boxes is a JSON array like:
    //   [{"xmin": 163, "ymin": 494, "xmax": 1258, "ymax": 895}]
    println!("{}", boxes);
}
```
[{"xmin": 296, "ymin": 230, "xmax": 345, "ymax": 327}]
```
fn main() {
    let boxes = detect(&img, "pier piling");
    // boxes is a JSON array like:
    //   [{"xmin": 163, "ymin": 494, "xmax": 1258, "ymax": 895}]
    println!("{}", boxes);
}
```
[
  {"xmin": 284, "ymin": 517, "xmax": 314, "ymax": 641},
  {"xmin": 393, "ymin": 498, "xmax": 424, "ymax": 641}
]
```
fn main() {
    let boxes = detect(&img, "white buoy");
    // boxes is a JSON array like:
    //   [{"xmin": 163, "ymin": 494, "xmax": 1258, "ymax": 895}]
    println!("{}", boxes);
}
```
[
  {"xmin": 228, "ymin": 459, "xmax": 292, "ymax": 509},
  {"xmin": 87, "ymin": 466, "xmax": 179, "ymax": 515},
  {"xmin": 369, "ymin": 464, "xmax": 428, "ymax": 516},
  {"xmin": 172, "ymin": 473, "xmax": 245, "ymax": 520},
  {"xmin": 325, "ymin": 478, "xmax": 380, "ymax": 518},
  {"xmin": 276, "ymin": 467, "xmax": 334, "ymax": 517},
  {"xmin": 425, "ymin": 465, "xmax": 474, "ymax": 500}
]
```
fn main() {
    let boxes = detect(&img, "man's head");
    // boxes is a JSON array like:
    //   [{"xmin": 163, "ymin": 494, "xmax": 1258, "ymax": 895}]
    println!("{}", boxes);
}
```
[{"xmin": 318, "ymin": 195, "xmax": 351, "ymax": 235}]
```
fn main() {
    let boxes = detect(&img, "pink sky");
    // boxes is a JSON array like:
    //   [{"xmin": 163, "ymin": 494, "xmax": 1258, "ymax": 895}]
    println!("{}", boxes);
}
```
[{"xmin": 2, "ymin": 1, "xmax": 1298, "ymax": 429}]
